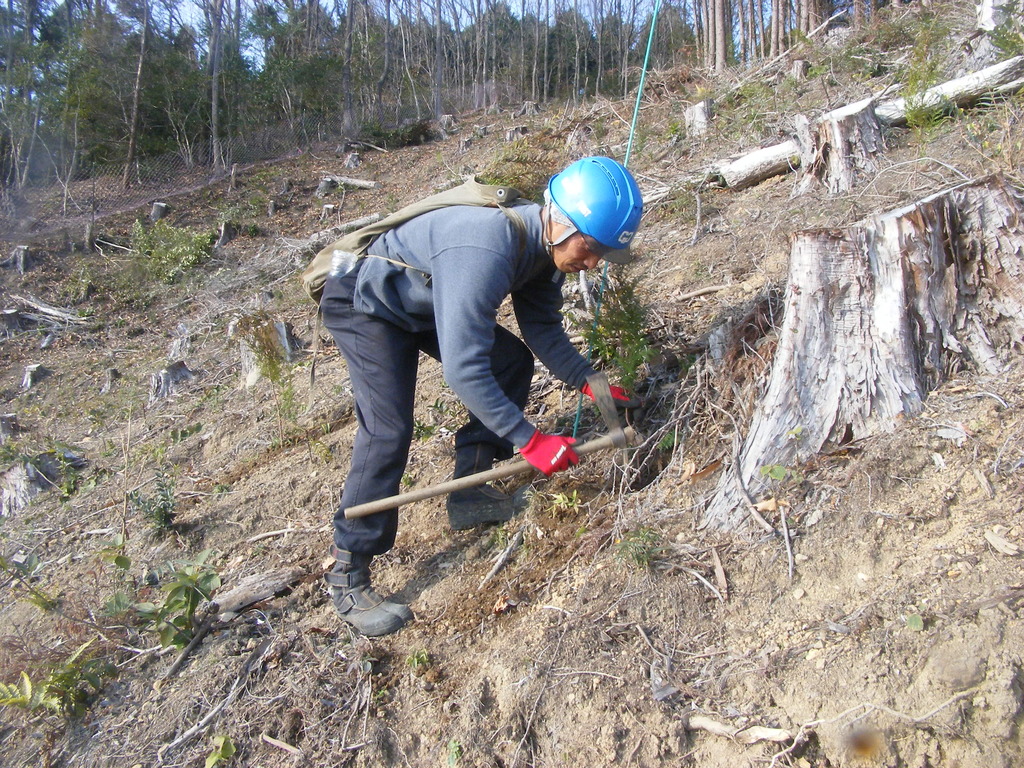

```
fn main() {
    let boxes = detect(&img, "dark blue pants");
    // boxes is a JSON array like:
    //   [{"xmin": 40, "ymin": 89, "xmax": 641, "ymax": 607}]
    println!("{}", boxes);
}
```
[{"xmin": 320, "ymin": 271, "xmax": 534, "ymax": 556}]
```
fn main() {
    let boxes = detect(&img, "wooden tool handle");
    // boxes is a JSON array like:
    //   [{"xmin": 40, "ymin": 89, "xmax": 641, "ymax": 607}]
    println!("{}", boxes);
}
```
[{"xmin": 343, "ymin": 427, "xmax": 637, "ymax": 519}]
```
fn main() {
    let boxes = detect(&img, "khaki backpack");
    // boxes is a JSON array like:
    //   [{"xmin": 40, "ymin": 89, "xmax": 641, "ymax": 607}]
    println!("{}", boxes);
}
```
[{"xmin": 301, "ymin": 177, "xmax": 530, "ymax": 304}]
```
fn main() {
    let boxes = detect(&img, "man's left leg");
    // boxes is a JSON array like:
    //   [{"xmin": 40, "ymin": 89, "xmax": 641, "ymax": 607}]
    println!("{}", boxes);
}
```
[{"xmin": 445, "ymin": 327, "xmax": 535, "ymax": 529}]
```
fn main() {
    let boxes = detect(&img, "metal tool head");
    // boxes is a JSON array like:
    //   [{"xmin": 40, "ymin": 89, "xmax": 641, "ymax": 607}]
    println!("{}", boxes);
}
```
[{"xmin": 586, "ymin": 372, "xmax": 628, "ymax": 449}]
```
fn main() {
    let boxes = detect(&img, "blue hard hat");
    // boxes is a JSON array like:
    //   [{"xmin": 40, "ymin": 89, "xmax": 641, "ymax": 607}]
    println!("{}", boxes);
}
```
[{"xmin": 547, "ymin": 156, "xmax": 643, "ymax": 264}]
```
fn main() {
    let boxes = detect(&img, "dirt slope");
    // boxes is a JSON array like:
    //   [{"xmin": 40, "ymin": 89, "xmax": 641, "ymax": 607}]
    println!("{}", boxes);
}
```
[{"xmin": 3, "ymin": 3, "xmax": 1024, "ymax": 766}]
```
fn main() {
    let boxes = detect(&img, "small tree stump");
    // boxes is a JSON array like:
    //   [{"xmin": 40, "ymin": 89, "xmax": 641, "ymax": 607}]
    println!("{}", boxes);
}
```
[
  {"xmin": 168, "ymin": 323, "xmax": 191, "ymax": 360},
  {"xmin": 704, "ymin": 175, "xmax": 1024, "ymax": 529},
  {"xmin": 505, "ymin": 126, "xmax": 529, "ymax": 142},
  {"xmin": 100, "ymin": 368, "xmax": 121, "ymax": 394},
  {"xmin": 231, "ymin": 314, "xmax": 294, "ymax": 388},
  {"xmin": 795, "ymin": 97, "xmax": 884, "ymax": 195},
  {"xmin": 83, "ymin": 220, "xmax": 95, "ymax": 252},
  {"xmin": 215, "ymin": 221, "xmax": 236, "ymax": 249},
  {"xmin": 229, "ymin": 163, "xmax": 238, "ymax": 191},
  {"xmin": 150, "ymin": 361, "xmax": 195, "ymax": 402},
  {"xmin": 474, "ymin": 125, "xmax": 488, "ymax": 138},
  {"xmin": 685, "ymin": 99, "xmax": 715, "ymax": 140},
  {"xmin": 515, "ymin": 101, "xmax": 539, "ymax": 117},
  {"xmin": 315, "ymin": 178, "xmax": 338, "ymax": 198},
  {"xmin": 320, "ymin": 204, "xmax": 338, "ymax": 223},
  {"xmin": 22, "ymin": 364, "xmax": 49, "ymax": 390},
  {"xmin": 0, "ymin": 414, "xmax": 19, "ymax": 445},
  {"xmin": 1, "ymin": 450, "xmax": 86, "ymax": 517},
  {"xmin": 267, "ymin": 200, "xmax": 278, "ymax": 217},
  {"xmin": 790, "ymin": 59, "xmax": 810, "ymax": 80},
  {"xmin": 2, "ymin": 310, "xmax": 23, "ymax": 338},
  {"xmin": 7, "ymin": 245, "xmax": 31, "ymax": 273},
  {"xmin": 150, "ymin": 202, "xmax": 170, "ymax": 221},
  {"xmin": 343, "ymin": 152, "xmax": 361, "ymax": 169},
  {"xmin": 459, "ymin": 137, "xmax": 473, "ymax": 153},
  {"xmin": 439, "ymin": 114, "xmax": 457, "ymax": 131}
]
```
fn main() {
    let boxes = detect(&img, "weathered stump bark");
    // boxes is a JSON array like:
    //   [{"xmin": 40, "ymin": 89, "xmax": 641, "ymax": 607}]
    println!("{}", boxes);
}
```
[
  {"xmin": 704, "ymin": 176, "xmax": 1024, "ymax": 529},
  {"xmin": 343, "ymin": 152, "xmax": 361, "ymax": 169},
  {"xmin": 150, "ymin": 202, "xmax": 170, "ymax": 221},
  {"xmin": 267, "ymin": 200, "xmax": 278, "ymax": 217},
  {"xmin": 439, "ymin": 114, "xmax": 457, "ymax": 131},
  {"xmin": 150, "ymin": 361, "xmax": 195, "ymax": 402},
  {"xmin": 515, "ymin": 101, "xmax": 539, "ymax": 117},
  {"xmin": 168, "ymin": 323, "xmax": 191, "ymax": 360},
  {"xmin": 685, "ymin": 99, "xmax": 715, "ymax": 140},
  {"xmin": 216, "ymin": 567, "xmax": 306, "ymax": 620},
  {"xmin": 795, "ymin": 98, "xmax": 884, "ymax": 195},
  {"xmin": 791, "ymin": 59, "xmax": 810, "ymax": 80}
]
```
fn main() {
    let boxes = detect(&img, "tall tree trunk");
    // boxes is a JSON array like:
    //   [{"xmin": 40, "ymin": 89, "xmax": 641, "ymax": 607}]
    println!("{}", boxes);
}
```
[
  {"xmin": 376, "ymin": 0, "xmax": 393, "ymax": 122},
  {"xmin": 714, "ymin": 0, "xmax": 727, "ymax": 71},
  {"xmin": 343, "ymin": 0, "xmax": 357, "ymax": 130},
  {"xmin": 209, "ymin": 0, "xmax": 225, "ymax": 169},
  {"xmin": 433, "ymin": 0, "xmax": 443, "ymax": 118},
  {"xmin": 122, "ymin": 0, "xmax": 151, "ymax": 189}
]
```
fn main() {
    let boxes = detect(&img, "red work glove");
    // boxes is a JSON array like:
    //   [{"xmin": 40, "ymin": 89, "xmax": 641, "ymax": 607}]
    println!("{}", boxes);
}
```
[
  {"xmin": 581, "ymin": 382, "xmax": 643, "ymax": 411},
  {"xmin": 520, "ymin": 431, "xmax": 579, "ymax": 477}
]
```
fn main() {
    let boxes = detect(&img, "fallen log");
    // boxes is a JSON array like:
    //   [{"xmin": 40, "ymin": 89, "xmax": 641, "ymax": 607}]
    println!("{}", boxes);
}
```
[
  {"xmin": 704, "ymin": 175, "xmax": 1024, "ymax": 529},
  {"xmin": 9, "ymin": 294, "xmax": 87, "ymax": 325},
  {"xmin": 279, "ymin": 213, "xmax": 384, "ymax": 257},
  {"xmin": 875, "ymin": 54, "xmax": 1024, "ymax": 125},
  {"xmin": 712, "ymin": 140, "xmax": 800, "ymax": 190},
  {"xmin": 323, "ymin": 174, "xmax": 378, "ymax": 191}
]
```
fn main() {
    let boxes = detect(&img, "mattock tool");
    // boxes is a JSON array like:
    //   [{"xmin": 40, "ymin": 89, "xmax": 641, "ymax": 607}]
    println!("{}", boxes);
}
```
[
  {"xmin": 344, "ymin": 377, "xmax": 638, "ymax": 520},
  {"xmin": 584, "ymin": 372, "xmax": 628, "ymax": 448}
]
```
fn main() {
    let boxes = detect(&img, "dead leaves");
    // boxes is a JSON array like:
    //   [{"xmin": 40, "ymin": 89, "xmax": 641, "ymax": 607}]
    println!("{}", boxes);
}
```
[
  {"xmin": 680, "ymin": 458, "xmax": 722, "ymax": 485},
  {"xmin": 984, "ymin": 526, "xmax": 1020, "ymax": 556}
]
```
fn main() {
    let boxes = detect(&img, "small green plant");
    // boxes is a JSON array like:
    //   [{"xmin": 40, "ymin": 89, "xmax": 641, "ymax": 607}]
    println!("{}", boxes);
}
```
[
  {"xmin": 130, "ymin": 219, "xmax": 213, "ymax": 283},
  {"xmin": 759, "ymin": 463, "xmax": 804, "ymax": 484},
  {"xmin": 615, "ymin": 527, "xmax": 664, "ymax": 570},
  {"xmin": 413, "ymin": 420, "xmax": 436, "ymax": 440},
  {"xmin": 549, "ymin": 490, "xmax": 581, "ymax": 515},
  {"xmin": 447, "ymin": 739, "xmax": 464, "ymax": 766},
  {"xmin": 0, "ymin": 641, "xmax": 116, "ymax": 718},
  {"xmin": 584, "ymin": 275, "xmax": 654, "ymax": 391},
  {"xmin": 405, "ymin": 649, "xmax": 431, "ymax": 671},
  {"xmin": 170, "ymin": 423, "xmax": 203, "ymax": 443},
  {"xmin": 902, "ymin": 19, "xmax": 954, "ymax": 142},
  {"xmin": 136, "ymin": 551, "xmax": 221, "ymax": 648},
  {"xmin": 205, "ymin": 734, "xmax": 236, "ymax": 768},
  {"xmin": 128, "ymin": 471, "xmax": 176, "ymax": 531},
  {"xmin": 992, "ymin": 1, "xmax": 1024, "ymax": 56},
  {"xmin": 0, "ymin": 553, "xmax": 58, "ymax": 611}
]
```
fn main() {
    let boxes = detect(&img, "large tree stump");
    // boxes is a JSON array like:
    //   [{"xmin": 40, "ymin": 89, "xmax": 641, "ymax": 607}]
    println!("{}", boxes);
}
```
[
  {"xmin": 704, "ymin": 176, "xmax": 1024, "ymax": 529},
  {"xmin": 795, "ymin": 98, "xmax": 884, "ymax": 195}
]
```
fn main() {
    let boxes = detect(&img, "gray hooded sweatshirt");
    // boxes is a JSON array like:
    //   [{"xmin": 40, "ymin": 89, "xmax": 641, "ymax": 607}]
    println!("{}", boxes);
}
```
[{"xmin": 351, "ymin": 202, "xmax": 595, "ymax": 448}]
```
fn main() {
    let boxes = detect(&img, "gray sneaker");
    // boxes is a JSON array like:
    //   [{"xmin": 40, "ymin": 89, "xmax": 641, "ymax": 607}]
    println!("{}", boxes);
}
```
[{"xmin": 325, "ymin": 551, "xmax": 412, "ymax": 636}]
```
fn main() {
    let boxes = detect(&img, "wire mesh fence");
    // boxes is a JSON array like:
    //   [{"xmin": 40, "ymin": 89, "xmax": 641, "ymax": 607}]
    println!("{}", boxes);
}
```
[{"xmin": 0, "ymin": 118, "xmax": 346, "ymax": 243}]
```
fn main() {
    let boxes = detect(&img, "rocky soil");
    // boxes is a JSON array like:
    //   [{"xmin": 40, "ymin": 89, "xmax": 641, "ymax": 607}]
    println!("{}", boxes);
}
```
[{"xmin": 2, "ymin": 3, "xmax": 1024, "ymax": 766}]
